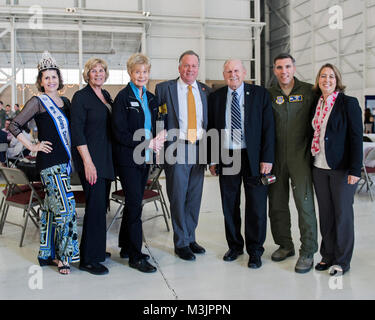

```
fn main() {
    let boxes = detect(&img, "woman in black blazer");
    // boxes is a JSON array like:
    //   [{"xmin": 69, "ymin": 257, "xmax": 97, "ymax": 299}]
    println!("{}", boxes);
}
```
[
  {"xmin": 311, "ymin": 63, "xmax": 363, "ymax": 275},
  {"xmin": 71, "ymin": 58, "xmax": 115, "ymax": 275},
  {"xmin": 112, "ymin": 53, "xmax": 165, "ymax": 273}
]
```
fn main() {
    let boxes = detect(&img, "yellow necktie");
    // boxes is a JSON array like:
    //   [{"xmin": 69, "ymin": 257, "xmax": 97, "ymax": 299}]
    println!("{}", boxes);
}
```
[{"xmin": 187, "ymin": 85, "xmax": 197, "ymax": 143}]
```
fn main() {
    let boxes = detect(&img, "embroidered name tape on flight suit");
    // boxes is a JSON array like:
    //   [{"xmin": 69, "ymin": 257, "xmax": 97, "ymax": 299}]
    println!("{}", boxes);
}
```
[{"xmin": 289, "ymin": 95, "xmax": 303, "ymax": 102}]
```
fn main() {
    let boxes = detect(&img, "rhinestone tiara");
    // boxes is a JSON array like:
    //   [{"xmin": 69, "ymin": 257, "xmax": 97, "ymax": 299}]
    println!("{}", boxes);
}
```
[{"xmin": 37, "ymin": 51, "xmax": 59, "ymax": 72}]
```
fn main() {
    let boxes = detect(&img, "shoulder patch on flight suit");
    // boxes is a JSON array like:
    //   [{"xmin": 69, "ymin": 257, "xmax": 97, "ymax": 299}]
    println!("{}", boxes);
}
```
[
  {"xmin": 289, "ymin": 95, "xmax": 303, "ymax": 102},
  {"xmin": 276, "ymin": 96, "xmax": 285, "ymax": 105}
]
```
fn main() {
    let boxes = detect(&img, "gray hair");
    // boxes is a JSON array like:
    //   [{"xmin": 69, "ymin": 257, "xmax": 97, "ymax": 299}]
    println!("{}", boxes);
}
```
[
  {"xmin": 223, "ymin": 59, "xmax": 246, "ymax": 72},
  {"xmin": 178, "ymin": 50, "xmax": 200, "ymax": 65}
]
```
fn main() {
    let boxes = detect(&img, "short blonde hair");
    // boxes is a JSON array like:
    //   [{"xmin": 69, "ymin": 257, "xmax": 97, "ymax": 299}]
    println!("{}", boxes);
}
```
[
  {"xmin": 127, "ymin": 53, "xmax": 151, "ymax": 75},
  {"xmin": 82, "ymin": 58, "xmax": 109, "ymax": 83}
]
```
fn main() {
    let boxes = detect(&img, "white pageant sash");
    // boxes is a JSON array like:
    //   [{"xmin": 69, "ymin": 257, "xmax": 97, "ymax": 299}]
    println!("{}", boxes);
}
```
[{"xmin": 38, "ymin": 94, "xmax": 73, "ymax": 175}]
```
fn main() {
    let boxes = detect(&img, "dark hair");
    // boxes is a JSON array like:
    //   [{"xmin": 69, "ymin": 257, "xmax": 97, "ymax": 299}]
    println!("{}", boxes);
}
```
[
  {"xmin": 273, "ymin": 53, "xmax": 296, "ymax": 65},
  {"xmin": 179, "ymin": 50, "xmax": 200, "ymax": 65},
  {"xmin": 36, "ymin": 68, "xmax": 64, "ymax": 92},
  {"xmin": 313, "ymin": 63, "xmax": 346, "ymax": 94}
]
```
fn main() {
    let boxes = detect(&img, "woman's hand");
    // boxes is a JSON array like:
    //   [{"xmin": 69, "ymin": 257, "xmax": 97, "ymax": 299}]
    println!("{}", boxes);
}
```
[
  {"xmin": 348, "ymin": 175, "xmax": 360, "ymax": 185},
  {"xmin": 31, "ymin": 141, "xmax": 53, "ymax": 154},
  {"xmin": 84, "ymin": 161, "xmax": 97, "ymax": 185},
  {"xmin": 76, "ymin": 145, "xmax": 97, "ymax": 185},
  {"xmin": 149, "ymin": 130, "xmax": 167, "ymax": 153}
]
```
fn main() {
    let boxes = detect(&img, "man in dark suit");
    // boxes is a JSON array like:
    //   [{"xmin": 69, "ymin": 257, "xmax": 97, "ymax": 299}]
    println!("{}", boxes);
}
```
[
  {"xmin": 155, "ymin": 50, "xmax": 210, "ymax": 261},
  {"xmin": 208, "ymin": 59, "xmax": 275, "ymax": 268}
]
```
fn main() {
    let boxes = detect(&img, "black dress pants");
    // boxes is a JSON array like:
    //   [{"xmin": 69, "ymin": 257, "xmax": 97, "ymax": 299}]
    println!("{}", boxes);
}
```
[
  {"xmin": 312, "ymin": 167, "xmax": 357, "ymax": 272},
  {"xmin": 79, "ymin": 172, "xmax": 111, "ymax": 264},
  {"xmin": 219, "ymin": 150, "xmax": 268, "ymax": 257},
  {"xmin": 117, "ymin": 165, "xmax": 149, "ymax": 262}
]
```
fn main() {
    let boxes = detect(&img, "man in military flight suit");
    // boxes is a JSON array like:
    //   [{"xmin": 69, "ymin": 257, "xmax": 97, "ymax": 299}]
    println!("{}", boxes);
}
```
[{"xmin": 267, "ymin": 53, "xmax": 318, "ymax": 273}]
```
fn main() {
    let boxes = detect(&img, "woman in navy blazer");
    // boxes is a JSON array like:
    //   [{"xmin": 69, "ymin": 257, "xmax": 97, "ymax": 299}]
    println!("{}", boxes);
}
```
[
  {"xmin": 112, "ymin": 53, "xmax": 165, "ymax": 273},
  {"xmin": 311, "ymin": 63, "xmax": 363, "ymax": 275},
  {"xmin": 71, "ymin": 58, "xmax": 115, "ymax": 275}
]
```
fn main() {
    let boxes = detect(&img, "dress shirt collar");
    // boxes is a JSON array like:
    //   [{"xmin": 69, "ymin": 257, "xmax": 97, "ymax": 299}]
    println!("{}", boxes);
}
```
[
  {"xmin": 178, "ymin": 77, "xmax": 198, "ymax": 90},
  {"xmin": 227, "ymin": 82, "xmax": 244, "ymax": 97}
]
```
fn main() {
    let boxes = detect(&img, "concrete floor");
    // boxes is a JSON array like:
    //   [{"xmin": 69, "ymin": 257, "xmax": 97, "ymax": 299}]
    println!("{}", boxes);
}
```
[{"xmin": 0, "ymin": 175, "xmax": 374, "ymax": 300}]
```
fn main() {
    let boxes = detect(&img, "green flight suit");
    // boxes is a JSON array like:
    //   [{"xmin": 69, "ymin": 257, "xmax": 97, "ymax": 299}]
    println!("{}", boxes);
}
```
[{"xmin": 267, "ymin": 77, "xmax": 318, "ymax": 256}]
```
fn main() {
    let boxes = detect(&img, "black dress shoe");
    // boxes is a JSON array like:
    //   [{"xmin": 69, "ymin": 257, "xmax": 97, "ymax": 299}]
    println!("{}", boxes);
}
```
[
  {"xmin": 129, "ymin": 259, "xmax": 157, "ymax": 273},
  {"xmin": 175, "ymin": 247, "xmax": 196, "ymax": 261},
  {"xmin": 248, "ymin": 256, "xmax": 262, "ymax": 269},
  {"xmin": 189, "ymin": 242, "xmax": 206, "ymax": 254},
  {"xmin": 79, "ymin": 262, "xmax": 109, "ymax": 275},
  {"xmin": 223, "ymin": 249, "xmax": 244, "ymax": 262},
  {"xmin": 120, "ymin": 249, "xmax": 150, "ymax": 261},
  {"xmin": 315, "ymin": 261, "xmax": 331, "ymax": 271}
]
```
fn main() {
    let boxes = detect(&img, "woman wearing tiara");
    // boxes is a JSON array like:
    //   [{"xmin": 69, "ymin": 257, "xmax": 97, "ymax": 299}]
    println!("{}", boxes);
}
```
[{"xmin": 9, "ymin": 52, "xmax": 80, "ymax": 275}]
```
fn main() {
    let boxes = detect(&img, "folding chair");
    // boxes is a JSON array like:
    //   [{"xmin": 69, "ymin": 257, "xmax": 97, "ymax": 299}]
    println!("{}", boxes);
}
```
[
  {"xmin": 6, "ymin": 146, "xmax": 26, "ymax": 168},
  {"xmin": 107, "ymin": 165, "xmax": 170, "ymax": 232},
  {"xmin": 0, "ymin": 167, "xmax": 45, "ymax": 247},
  {"xmin": 145, "ymin": 167, "xmax": 170, "ymax": 219},
  {"xmin": 358, "ymin": 165, "xmax": 375, "ymax": 201},
  {"xmin": 358, "ymin": 148, "xmax": 375, "ymax": 201}
]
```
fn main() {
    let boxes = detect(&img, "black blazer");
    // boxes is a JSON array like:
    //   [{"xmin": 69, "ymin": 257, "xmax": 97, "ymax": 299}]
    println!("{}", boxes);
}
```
[
  {"xmin": 311, "ymin": 92, "xmax": 363, "ymax": 177},
  {"xmin": 112, "ymin": 83, "xmax": 159, "ymax": 167},
  {"xmin": 70, "ymin": 84, "xmax": 115, "ymax": 180},
  {"xmin": 208, "ymin": 83, "xmax": 275, "ymax": 177}
]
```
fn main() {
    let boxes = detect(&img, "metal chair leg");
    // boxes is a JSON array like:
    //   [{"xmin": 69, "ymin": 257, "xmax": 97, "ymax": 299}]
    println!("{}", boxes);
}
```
[
  {"xmin": 107, "ymin": 204, "xmax": 124, "ymax": 232},
  {"xmin": 19, "ymin": 209, "xmax": 29, "ymax": 247}
]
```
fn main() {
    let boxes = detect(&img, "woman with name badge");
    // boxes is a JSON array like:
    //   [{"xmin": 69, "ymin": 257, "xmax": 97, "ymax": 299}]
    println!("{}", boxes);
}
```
[
  {"xmin": 9, "ymin": 51, "xmax": 79, "ymax": 275},
  {"xmin": 112, "ymin": 53, "xmax": 165, "ymax": 273}
]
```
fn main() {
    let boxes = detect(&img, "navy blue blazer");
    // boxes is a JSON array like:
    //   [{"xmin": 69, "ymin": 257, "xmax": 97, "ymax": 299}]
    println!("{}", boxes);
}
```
[
  {"xmin": 312, "ymin": 92, "xmax": 363, "ymax": 177},
  {"xmin": 112, "ymin": 83, "xmax": 159, "ymax": 167},
  {"xmin": 208, "ymin": 83, "xmax": 275, "ymax": 176},
  {"xmin": 70, "ymin": 84, "xmax": 114, "ymax": 180}
]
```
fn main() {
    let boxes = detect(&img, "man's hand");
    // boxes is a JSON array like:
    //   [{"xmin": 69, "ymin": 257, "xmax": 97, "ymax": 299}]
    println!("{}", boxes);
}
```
[
  {"xmin": 209, "ymin": 165, "xmax": 217, "ymax": 176},
  {"xmin": 260, "ymin": 162, "xmax": 273, "ymax": 175}
]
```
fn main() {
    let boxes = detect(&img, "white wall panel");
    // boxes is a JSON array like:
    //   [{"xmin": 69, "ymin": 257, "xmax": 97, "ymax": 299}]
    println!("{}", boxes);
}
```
[
  {"xmin": 290, "ymin": 0, "xmax": 375, "ymax": 106},
  {"xmin": 85, "ymin": 0, "xmax": 138, "ymax": 11},
  {"xmin": 18, "ymin": 0, "xmax": 75, "ymax": 7},
  {"xmin": 147, "ymin": 0, "xmax": 201, "ymax": 17},
  {"xmin": 150, "ymin": 59, "xmax": 180, "ymax": 80},
  {"xmin": 205, "ymin": 0, "xmax": 250, "ymax": 19}
]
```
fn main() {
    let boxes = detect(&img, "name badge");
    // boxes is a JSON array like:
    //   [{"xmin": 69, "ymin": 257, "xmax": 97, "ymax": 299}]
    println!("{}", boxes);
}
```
[
  {"xmin": 276, "ymin": 96, "xmax": 284, "ymax": 105},
  {"xmin": 130, "ymin": 101, "xmax": 140, "ymax": 107},
  {"xmin": 289, "ymin": 95, "xmax": 303, "ymax": 102}
]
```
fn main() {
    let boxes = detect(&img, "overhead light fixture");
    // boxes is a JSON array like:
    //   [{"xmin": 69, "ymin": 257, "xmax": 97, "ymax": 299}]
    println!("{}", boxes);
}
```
[{"xmin": 142, "ymin": 11, "xmax": 151, "ymax": 17}]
